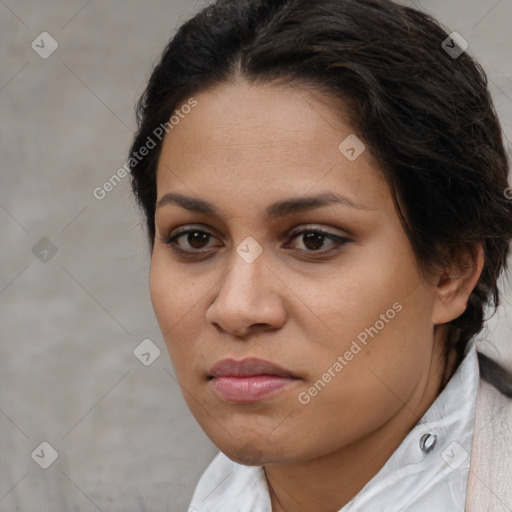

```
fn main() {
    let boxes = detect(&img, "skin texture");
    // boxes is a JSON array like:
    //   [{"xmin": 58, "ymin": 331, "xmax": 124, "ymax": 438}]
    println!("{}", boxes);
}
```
[{"xmin": 149, "ymin": 80, "xmax": 483, "ymax": 512}]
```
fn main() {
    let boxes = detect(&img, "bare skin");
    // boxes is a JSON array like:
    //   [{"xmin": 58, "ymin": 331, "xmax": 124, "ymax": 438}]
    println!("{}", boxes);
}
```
[{"xmin": 149, "ymin": 79, "xmax": 483, "ymax": 512}]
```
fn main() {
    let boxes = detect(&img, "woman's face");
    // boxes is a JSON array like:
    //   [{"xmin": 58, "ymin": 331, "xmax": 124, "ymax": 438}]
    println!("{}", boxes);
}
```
[{"xmin": 150, "ymin": 80, "xmax": 442, "ymax": 465}]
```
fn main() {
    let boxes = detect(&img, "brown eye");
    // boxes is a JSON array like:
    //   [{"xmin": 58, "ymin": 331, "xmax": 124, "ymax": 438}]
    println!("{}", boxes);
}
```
[
  {"xmin": 302, "ymin": 232, "xmax": 327, "ymax": 251},
  {"xmin": 288, "ymin": 228, "xmax": 350, "ymax": 254},
  {"xmin": 187, "ymin": 231, "xmax": 210, "ymax": 249},
  {"xmin": 161, "ymin": 228, "xmax": 219, "ymax": 253}
]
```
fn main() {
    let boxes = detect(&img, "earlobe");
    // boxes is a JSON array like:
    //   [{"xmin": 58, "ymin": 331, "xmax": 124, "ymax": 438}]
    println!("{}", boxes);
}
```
[{"xmin": 431, "ymin": 243, "xmax": 484, "ymax": 325}]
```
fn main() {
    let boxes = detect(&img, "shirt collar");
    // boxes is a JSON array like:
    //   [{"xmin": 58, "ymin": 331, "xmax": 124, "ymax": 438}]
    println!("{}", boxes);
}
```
[{"xmin": 189, "ymin": 338, "xmax": 479, "ymax": 512}]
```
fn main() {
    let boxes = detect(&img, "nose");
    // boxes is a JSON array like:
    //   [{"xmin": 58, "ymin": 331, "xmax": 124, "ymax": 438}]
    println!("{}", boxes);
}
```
[{"xmin": 205, "ymin": 249, "xmax": 288, "ymax": 338}]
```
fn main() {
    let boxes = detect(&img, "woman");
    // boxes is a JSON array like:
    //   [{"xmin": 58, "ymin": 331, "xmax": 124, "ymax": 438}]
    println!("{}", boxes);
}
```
[{"xmin": 128, "ymin": 0, "xmax": 512, "ymax": 510}]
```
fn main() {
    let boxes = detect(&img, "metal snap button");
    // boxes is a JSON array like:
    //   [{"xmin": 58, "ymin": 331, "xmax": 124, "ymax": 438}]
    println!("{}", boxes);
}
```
[{"xmin": 419, "ymin": 433, "xmax": 437, "ymax": 453}]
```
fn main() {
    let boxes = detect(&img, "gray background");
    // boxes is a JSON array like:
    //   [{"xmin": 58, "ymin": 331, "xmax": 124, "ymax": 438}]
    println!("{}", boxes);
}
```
[{"xmin": 1, "ymin": 0, "xmax": 511, "ymax": 511}]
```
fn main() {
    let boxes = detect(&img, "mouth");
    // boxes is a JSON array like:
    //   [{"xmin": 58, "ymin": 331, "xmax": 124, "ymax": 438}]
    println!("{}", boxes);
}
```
[{"xmin": 207, "ymin": 357, "xmax": 300, "ymax": 403}]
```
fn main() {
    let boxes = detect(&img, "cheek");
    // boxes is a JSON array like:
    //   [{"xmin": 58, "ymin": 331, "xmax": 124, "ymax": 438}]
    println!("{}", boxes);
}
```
[
  {"xmin": 294, "ymin": 239, "xmax": 435, "ymax": 419},
  {"xmin": 149, "ymin": 256, "xmax": 178, "ymax": 331},
  {"xmin": 290, "ymin": 307, "xmax": 434, "ymax": 461},
  {"xmin": 149, "ymin": 252, "xmax": 205, "ymax": 358},
  {"xmin": 316, "ymin": 258, "xmax": 434, "ymax": 393},
  {"xmin": 306, "ymin": 250, "xmax": 422, "ymax": 355},
  {"xmin": 149, "ymin": 248, "xmax": 203, "ymax": 324}
]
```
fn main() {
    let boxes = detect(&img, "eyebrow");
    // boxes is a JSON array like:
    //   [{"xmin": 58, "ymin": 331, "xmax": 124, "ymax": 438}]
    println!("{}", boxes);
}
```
[{"xmin": 155, "ymin": 191, "xmax": 366, "ymax": 219}]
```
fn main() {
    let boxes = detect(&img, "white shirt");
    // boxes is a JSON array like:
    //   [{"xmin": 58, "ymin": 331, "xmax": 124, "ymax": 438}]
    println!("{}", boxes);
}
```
[{"xmin": 189, "ymin": 338, "xmax": 479, "ymax": 511}]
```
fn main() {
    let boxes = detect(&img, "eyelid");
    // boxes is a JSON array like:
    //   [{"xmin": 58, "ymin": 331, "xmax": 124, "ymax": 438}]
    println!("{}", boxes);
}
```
[
  {"xmin": 283, "ymin": 227, "xmax": 351, "ymax": 255},
  {"xmin": 161, "ymin": 223, "xmax": 221, "ymax": 241},
  {"xmin": 161, "ymin": 223, "xmax": 349, "ymax": 243},
  {"xmin": 287, "ymin": 223, "xmax": 350, "ymax": 239},
  {"xmin": 160, "ymin": 224, "xmax": 221, "ymax": 247}
]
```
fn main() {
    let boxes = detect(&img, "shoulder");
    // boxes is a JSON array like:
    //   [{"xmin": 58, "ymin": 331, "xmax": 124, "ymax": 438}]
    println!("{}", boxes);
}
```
[
  {"xmin": 466, "ymin": 369, "xmax": 512, "ymax": 512},
  {"xmin": 474, "ymin": 351, "xmax": 512, "ymax": 438}
]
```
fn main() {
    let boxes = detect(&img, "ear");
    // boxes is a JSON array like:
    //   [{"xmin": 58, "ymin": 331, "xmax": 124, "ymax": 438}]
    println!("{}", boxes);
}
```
[{"xmin": 431, "ymin": 243, "xmax": 484, "ymax": 325}]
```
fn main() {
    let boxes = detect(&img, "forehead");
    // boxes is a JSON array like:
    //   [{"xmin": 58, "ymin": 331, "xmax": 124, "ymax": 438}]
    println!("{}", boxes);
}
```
[
  {"xmin": 155, "ymin": 80, "xmax": 390, "ymax": 213},
  {"xmin": 162, "ymin": 80, "xmax": 351, "ymax": 154}
]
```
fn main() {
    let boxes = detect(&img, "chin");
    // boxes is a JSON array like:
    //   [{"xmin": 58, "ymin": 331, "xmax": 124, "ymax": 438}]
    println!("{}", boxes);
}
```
[{"xmin": 215, "ymin": 437, "xmax": 287, "ymax": 466}]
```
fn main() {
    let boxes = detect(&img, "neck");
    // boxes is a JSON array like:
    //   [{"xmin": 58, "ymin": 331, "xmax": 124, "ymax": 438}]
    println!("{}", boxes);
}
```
[{"xmin": 264, "ymin": 337, "xmax": 457, "ymax": 512}]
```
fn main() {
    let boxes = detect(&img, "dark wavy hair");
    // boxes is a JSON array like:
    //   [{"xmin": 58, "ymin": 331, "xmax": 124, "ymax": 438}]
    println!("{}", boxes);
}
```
[{"xmin": 129, "ymin": 0, "xmax": 512, "ymax": 396}]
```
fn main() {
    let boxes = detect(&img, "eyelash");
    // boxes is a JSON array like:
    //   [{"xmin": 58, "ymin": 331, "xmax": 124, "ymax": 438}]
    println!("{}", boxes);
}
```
[{"xmin": 159, "ymin": 225, "xmax": 351, "ymax": 258}]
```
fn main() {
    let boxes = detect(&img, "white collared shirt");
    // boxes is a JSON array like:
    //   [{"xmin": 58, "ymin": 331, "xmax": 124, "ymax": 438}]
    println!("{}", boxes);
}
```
[{"xmin": 189, "ymin": 338, "xmax": 479, "ymax": 512}]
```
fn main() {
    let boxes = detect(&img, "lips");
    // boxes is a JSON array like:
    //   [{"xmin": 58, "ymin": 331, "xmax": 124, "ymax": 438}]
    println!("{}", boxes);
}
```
[
  {"xmin": 208, "ymin": 357, "xmax": 296, "ymax": 379},
  {"xmin": 208, "ymin": 358, "xmax": 300, "ymax": 403}
]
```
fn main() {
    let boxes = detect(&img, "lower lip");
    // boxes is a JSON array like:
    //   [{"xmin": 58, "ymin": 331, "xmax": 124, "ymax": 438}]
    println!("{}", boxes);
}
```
[{"xmin": 209, "ymin": 375, "xmax": 297, "ymax": 403}]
